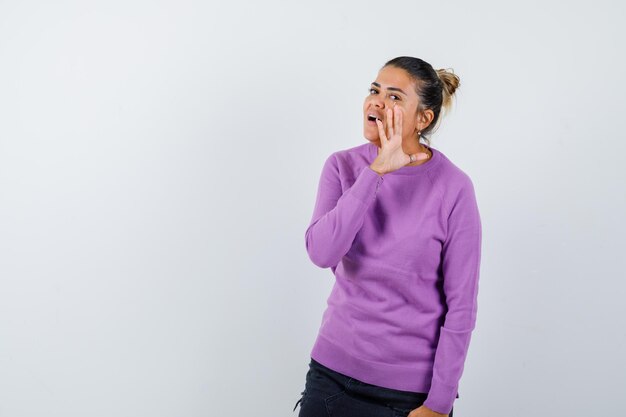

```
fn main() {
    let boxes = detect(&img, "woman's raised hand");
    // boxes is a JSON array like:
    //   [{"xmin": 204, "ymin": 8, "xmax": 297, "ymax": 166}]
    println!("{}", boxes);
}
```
[{"xmin": 370, "ymin": 104, "xmax": 430, "ymax": 175}]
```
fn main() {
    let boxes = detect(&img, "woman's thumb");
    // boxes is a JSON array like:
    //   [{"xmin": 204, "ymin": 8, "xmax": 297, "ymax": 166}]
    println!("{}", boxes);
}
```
[{"xmin": 413, "ymin": 152, "xmax": 430, "ymax": 161}]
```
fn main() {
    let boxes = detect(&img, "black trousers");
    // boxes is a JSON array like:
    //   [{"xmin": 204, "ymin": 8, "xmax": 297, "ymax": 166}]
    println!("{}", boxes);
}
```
[{"xmin": 293, "ymin": 358, "xmax": 454, "ymax": 417}]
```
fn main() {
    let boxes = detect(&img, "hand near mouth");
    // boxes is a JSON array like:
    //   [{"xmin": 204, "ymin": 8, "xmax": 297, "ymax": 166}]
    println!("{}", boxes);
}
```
[{"xmin": 370, "ymin": 105, "xmax": 430, "ymax": 175}]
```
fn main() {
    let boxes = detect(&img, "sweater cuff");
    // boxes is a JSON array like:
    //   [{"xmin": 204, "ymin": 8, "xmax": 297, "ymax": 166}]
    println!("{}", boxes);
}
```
[
  {"xmin": 348, "ymin": 166, "xmax": 383, "ymax": 205},
  {"xmin": 423, "ymin": 379, "xmax": 458, "ymax": 415}
]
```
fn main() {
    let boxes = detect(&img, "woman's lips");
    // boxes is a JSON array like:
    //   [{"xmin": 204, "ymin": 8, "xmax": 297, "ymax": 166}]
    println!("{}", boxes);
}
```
[{"xmin": 366, "ymin": 116, "xmax": 382, "ymax": 127}]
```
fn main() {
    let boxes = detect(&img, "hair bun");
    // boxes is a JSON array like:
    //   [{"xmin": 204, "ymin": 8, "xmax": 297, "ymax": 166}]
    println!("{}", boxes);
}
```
[{"xmin": 436, "ymin": 68, "xmax": 460, "ymax": 114}]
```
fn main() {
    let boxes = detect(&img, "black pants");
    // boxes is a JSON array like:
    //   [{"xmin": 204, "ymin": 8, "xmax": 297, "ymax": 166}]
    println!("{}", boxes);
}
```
[{"xmin": 293, "ymin": 358, "xmax": 454, "ymax": 417}]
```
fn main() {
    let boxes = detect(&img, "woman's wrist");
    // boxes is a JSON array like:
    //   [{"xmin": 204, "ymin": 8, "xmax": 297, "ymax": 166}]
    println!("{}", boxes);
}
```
[{"xmin": 369, "ymin": 162, "xmax": 386, "ymax": 176}]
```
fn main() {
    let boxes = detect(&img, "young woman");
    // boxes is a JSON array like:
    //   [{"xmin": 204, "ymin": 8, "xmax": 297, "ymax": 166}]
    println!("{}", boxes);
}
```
[{"xmin": 293, "ymin": 56, "xmax": 482, "ymax": 417}]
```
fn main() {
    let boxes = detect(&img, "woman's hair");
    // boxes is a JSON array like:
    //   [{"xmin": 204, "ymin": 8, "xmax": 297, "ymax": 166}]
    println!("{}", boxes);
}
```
[{"xmin": 383, "ymin": 56, "xmax": 460, "ymax": 146}]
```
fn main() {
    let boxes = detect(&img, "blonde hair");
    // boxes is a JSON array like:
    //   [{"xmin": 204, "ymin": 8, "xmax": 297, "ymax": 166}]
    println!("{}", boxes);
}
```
[{"xmin": 435, "ymin": 68, "xmax": 460, "ymax": 118}]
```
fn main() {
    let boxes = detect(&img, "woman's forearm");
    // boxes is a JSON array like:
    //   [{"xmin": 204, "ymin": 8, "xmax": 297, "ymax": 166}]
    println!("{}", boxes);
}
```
[{"xmin": 305, "ymin": 157, "xmax": 383, "ymax": 268}]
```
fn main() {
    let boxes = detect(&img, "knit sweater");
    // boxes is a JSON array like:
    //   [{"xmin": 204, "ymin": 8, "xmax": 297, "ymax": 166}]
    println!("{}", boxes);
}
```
[{"xmin": 304, "ymin": 141, "xmax": 482, "ymax": 415}]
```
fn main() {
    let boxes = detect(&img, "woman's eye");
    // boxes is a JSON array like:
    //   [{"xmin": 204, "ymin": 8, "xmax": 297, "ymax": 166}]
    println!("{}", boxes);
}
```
[{"xmin": 368, "ymin": 89, "xmax": 399, "ymax": 100}]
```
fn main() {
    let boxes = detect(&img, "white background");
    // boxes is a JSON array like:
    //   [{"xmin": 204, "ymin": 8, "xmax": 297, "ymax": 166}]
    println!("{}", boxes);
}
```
[{"xmin": 1, "ymin": 1, "xmax": 624, "ymax": 416}]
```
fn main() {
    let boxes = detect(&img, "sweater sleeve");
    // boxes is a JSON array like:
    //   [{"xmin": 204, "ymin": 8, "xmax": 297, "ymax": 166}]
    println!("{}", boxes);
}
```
[
  {"xmin": 423, "ymin": 177, "xmax": 482, "ymax": 415},
  {"xmin": 304, "ymin": 153, "xmax": 384, "ymax": 269}
]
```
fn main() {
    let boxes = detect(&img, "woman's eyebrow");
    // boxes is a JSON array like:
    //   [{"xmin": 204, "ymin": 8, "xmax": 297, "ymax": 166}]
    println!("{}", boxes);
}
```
[{"xmin": 371, "ymin": 82, "xmax": 407, "ymax": 96}]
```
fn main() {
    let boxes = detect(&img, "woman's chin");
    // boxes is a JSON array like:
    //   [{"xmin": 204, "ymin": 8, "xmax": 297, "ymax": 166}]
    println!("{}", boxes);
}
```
[
  {"xmin": 363, "ymin": 123, "xmax": 381, "ymax": 142},
  {"xmin": 363, "ymin": 132, "xmax": 379, "ymax": 143}
]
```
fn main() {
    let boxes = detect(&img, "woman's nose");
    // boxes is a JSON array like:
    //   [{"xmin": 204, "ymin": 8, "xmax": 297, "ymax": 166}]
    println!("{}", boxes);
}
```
[{"xmin": 372, "ymin": 96, "xmax": 387, "ymax": 109}]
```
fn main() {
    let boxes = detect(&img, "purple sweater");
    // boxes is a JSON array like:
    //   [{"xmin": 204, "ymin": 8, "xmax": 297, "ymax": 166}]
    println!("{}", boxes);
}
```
[{"xmin": 304, "ymin": 142, "xmax": 482, "ymax": 415}]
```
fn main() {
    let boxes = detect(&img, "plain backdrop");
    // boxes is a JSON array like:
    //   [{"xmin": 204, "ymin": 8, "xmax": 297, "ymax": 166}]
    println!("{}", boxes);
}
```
[{"xmin": 1, "ymin": 1, "xmax": 625, "ymax": 416}]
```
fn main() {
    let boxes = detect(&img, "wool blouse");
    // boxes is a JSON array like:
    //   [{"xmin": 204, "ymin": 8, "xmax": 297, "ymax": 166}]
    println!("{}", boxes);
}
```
[{"xmin": 304, "ymin": 141, "xmax": 482, "ymax": 415}]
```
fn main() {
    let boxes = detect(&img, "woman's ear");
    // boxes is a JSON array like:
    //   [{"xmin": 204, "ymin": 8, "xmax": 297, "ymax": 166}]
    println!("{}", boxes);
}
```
[{"xmin": 417, "ymin": 109, "xmax": 434, "ymax": 132}]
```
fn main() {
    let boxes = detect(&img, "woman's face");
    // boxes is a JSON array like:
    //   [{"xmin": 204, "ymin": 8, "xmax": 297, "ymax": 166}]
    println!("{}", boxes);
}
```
[{"xmin": 362, "ymin": 65, "xmax": 424, "ymax": 145}]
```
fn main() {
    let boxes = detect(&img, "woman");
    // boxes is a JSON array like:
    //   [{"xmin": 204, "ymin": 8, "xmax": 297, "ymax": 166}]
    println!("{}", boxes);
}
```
[{"xmin": 294, "ymin": 56, "xmax": 482, "ymax": 417}]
